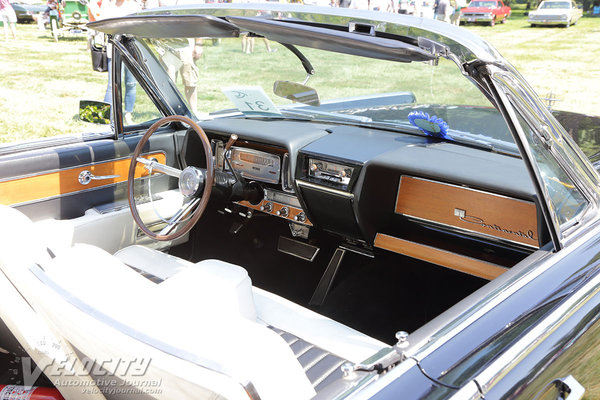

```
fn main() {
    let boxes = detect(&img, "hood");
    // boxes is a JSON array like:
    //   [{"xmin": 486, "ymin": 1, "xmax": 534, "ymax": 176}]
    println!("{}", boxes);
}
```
[
  {"xmin": 462, "ymin": 6, "xmax": 495, "ymax": 11},
  {"xmin": 530, "ymin": 8, "xmax": 570, "ymax": 14}
]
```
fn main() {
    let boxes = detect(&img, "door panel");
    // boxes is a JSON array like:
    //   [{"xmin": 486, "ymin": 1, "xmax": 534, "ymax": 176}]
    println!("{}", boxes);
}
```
[
  {"xmin": 0, "ymin": 151, "xmax": 166, "ymax": 206},
  {"xmin": 0, "ymin": 132, "xmax": 179, "ymax": 221}
]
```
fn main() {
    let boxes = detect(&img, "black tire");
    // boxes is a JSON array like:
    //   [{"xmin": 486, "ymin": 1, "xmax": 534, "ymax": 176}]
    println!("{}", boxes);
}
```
[{"xmin": 531, "ymin": 23, "xmax": 537, "ymax": 27}]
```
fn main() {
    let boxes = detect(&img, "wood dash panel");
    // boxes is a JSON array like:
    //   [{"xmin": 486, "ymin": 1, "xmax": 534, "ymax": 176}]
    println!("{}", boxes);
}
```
[
  {"xmin": 395, "ymin": 176, "xmax": 538, "ymax": 248},
  {"xmin": 0, "ymin": 152, "xmax": 166, "ymax": 206},
  {"xmin": 238, "ymin": 199, "xmax": 312, "ymax": 226},
  {"xmin": 374, "ymin": 233, "xmax": 508, "ymax": 280}
]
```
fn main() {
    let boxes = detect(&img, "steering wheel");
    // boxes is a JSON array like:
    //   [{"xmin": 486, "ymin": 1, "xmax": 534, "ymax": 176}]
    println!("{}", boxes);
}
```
[{"xmin": 128, "ymin": 115, "xmax": 214, "ymax": 241}]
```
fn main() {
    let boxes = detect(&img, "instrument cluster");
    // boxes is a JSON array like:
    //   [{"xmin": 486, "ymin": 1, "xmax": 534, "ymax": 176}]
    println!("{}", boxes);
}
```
[{"xmin": 215, "ymin": 144, "xmax": 281, "ymax": 185}]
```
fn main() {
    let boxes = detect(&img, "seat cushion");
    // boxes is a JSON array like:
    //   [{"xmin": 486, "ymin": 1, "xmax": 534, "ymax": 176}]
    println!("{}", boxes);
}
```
[
  {"xmin": 156, "ymin": 259, "xmax": 257, "ymax": 321},
  {"xmin": 116, "ymin": 245, "xmax": 257, "ymax": 320}
]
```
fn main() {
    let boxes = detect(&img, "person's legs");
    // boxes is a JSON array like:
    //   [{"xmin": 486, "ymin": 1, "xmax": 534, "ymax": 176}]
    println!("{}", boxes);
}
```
[
  {"xmin": 180, "ymin": 47, "xmax": 199, "ymax": 115},
  {"xmin": 1, "ymin": 13, "xmax": 9, "ymax": 40},
  {"xmin": 123, "ymin": 67, "xmax": 136, "ymax": 114},
  {"xmin": 3, "ymin": 7, "xmax": 17, "ymax": 39},
  {"xmin": 123, "ymin": 67, "xmax": 136, "ymax": 125},
  {"xmin": 8, "ymin": 22, "xmax": 16, "ymax": 39},
  {"xmin": 2, "ymin": 20, "xmax": 7, "ymax": 41},
  {"xmin": 184, "ymin": 86, "xmax": 198, "ymax": 115},
  {"xmin": 103, "ymin": 59, "xmax": 112, "ymax": 104}
]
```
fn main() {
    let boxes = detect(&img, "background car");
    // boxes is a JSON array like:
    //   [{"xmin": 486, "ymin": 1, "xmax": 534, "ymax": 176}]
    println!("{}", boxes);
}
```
[
  {"xmin": 528, "ymin": 0, "xmax": 583, "ymax": 27},
  {"xmin": 460, "ymin": 0, "xmax": 511, "ymax": 25},
  {"xmin": 9, "ymin": 0, "xmax": 45, "ymax": 23}
]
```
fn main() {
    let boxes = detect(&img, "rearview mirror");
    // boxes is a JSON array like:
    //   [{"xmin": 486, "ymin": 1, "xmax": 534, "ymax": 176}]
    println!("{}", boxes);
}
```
[
  {"xmin": 273, "ymin": 81, "xmax": 320, "ymax": 107},
  {"xmin": 79, "ymin": 100, "xmax": 111, "ymax": 124}
]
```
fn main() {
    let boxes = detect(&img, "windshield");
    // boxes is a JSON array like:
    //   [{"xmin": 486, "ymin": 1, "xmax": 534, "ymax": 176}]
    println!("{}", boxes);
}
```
[
  {"xmin": 141, "ymin": 37, "xmax": 516, "ymax": 154},
  {"xmin": 539, "ymin": 1, "xmax": 570, "ymax": 8},
  {"xmin": 468, "ymin": 1, "xmax": 497, "ymax": 7}
]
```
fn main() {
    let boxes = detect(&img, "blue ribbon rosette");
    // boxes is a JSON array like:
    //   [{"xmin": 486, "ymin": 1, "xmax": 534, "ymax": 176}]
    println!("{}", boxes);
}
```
[{"xmin": 407, "ymin": 111, "xmax": 452, "ymax": 140}]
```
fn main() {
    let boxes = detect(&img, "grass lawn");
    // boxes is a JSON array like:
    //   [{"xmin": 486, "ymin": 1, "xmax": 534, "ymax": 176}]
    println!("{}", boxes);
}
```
[{"xmin": 0, "ymin": 11, "xmax": 599, "ymax": 143}]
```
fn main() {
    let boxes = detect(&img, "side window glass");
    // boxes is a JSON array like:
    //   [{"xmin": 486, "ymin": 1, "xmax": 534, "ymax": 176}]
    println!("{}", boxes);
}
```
[
  {"xmin": 493, "ymin": 72, "xmax": 589, "ymax": 232},
  {"xmin": 121, "ymin": 64, "xmax": 163, "ymax": 128},
  {"xmin": 514, "ymin": 114, "xmax": 587, "ymax": 227}
]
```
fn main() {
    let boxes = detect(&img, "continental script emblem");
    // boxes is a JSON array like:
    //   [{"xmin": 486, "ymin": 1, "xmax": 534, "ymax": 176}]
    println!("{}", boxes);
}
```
[{"xmin": 454, "ymin": 208, "xmax": 536, "ymax": 241}]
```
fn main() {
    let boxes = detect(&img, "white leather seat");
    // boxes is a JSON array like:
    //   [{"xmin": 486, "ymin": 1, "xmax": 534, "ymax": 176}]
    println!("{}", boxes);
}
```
[
  {"xmin": 115, "ymin": 245, "xmax": 388, "ymax": 363},
  {"xmin": 0, "ymin": 206, "xmax": 388, "ymax": 398},
  {"xmin": 37, "ymin": 243, "xmax": 317, "ymax": 399}
]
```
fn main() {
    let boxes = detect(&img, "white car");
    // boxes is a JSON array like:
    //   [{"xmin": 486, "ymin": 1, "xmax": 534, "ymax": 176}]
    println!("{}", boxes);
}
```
[{"xmin": 528, "ymin": 0, "xmax": 583, "ymax": 27}]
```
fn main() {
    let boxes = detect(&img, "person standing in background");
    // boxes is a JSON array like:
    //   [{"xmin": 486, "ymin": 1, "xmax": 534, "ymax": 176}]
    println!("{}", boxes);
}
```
[
  {"xmin": 0, "ymin": 0, "xmax": 17, "ymax": 40},
  {"xmin": 99, "ymin": 0, "xmax": 141, "ymax": 125},
  {"xmin": 435, "ymin": 0, "xmax": 451, "ymax": 21},
  {"xmin": 450, "ymin": 0, "xmax": 465, "ymax": 24}
]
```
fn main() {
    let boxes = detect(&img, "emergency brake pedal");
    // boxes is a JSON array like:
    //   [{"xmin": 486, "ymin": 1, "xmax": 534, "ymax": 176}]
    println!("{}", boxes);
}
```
[{"xmin": 277, "ymin": 236, "xmax": 319, "ymax": 262}]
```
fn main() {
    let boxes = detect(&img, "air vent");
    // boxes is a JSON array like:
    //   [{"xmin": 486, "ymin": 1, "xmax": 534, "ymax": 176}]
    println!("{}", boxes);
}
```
[{"xmin": 348, "ymin": 22, "xmax": 375, "ymax": 36}]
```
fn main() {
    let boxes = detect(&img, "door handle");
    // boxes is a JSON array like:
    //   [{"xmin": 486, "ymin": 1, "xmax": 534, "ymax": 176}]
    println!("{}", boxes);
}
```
[
  {"xmin": 557, "ymin": 375, "xmax": 585, "ymax": 400},
  {"xmin": 78, "ymin": 170, "xmax": 120, "ymax": 185}
]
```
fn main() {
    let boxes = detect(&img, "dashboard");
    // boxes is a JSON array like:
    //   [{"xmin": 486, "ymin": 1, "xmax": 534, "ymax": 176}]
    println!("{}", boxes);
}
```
[{"xmin": 183, "ymin": 117, "xmax": 545, "ymax": 279}]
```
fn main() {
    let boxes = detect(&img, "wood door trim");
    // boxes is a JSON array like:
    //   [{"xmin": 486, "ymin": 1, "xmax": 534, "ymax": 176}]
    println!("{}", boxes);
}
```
[
  {"xmin": 374, "ymin": 233, "xmax": 508, "ymax": 280},
  {"xmin": 395, "ymin": 176, "xmax": 539, "ymax": 248},
  {"xmin": 0, "ymin": 152, "xmax": 166, "ymax": 206}
]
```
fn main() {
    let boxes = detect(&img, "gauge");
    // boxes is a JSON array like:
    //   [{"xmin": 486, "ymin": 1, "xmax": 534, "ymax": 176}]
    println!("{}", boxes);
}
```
[{"xmin": 227, "ymin": 147, "xmax": 281, "ymax": 184}]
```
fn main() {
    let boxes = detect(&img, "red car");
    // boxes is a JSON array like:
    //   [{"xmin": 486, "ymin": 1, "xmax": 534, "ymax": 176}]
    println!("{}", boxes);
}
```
[{"xmin": 460, "ymin": 0, "xmax": 511, "ymax": 26}]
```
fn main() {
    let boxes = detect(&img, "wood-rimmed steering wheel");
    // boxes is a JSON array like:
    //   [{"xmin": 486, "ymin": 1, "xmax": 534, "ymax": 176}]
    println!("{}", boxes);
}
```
[{"xmin": 127, "ymin": 115, "xmax": 214, "ymax": 241}]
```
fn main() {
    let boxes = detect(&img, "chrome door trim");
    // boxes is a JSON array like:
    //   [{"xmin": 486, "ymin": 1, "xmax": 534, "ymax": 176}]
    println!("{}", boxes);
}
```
[{"xmin": 471, "ymin": 265, "xmax": 600, "ymax": 394}]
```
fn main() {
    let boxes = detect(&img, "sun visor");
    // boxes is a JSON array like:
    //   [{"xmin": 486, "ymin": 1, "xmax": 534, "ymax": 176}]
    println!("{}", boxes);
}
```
[
  {"xmin": 88, "ymin": 14, "xmax": 240, "ymax": 38},
  {"xmin": 226, "ymin": 16, "xmax": 435, "ymax": 63}
]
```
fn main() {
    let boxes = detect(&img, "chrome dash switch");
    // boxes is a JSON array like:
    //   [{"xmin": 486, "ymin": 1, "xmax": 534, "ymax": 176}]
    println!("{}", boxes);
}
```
[
  {"xmin": 260, "ymin": 202, "xmax": 273, "ymax": 213},
  {"xmin": 294, "ymin": 212, "xmax": 306, "ymax": 222}
]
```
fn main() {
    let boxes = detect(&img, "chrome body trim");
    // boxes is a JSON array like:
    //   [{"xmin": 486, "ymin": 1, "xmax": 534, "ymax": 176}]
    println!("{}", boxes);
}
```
[
  {"xmin": 471, "ymin": 266, "xmax": 600, "ymax": 394},
  {"xmin": 296, "ymin": 180, "xmax": 354, "ymax": 199},
  {"xmin": 0, "ymin": 131, "xmax": 114, "ymax": 157}
]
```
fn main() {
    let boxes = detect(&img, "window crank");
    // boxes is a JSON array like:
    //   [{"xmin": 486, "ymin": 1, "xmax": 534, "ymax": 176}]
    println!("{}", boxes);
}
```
[{"xmin": 78, "ymin": 170, "xmax": 120, "ymax": 185}]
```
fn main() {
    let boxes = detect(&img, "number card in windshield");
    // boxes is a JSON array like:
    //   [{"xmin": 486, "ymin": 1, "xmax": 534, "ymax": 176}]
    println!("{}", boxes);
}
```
[{"xmin": 222, "ymin": 86, "xmax": 283, "ymax": 117}]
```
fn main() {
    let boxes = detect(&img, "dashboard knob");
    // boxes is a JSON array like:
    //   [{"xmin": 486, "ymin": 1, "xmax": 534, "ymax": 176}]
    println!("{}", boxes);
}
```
[
  {"xmin": 260, "ymin": 202, "xmax": 273, "ymax": 213},
  {"xmin": 277, "ymin": 207, "xmax": 289, "ymax": 217},
  {"xmin": 294, "ymin": 212, "xmax": 306, "ymax": 222}
]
